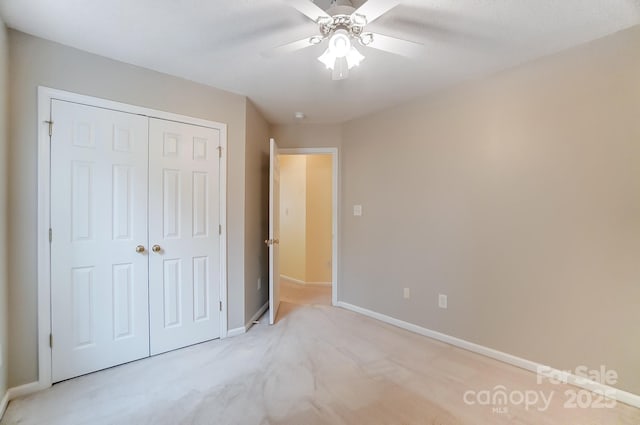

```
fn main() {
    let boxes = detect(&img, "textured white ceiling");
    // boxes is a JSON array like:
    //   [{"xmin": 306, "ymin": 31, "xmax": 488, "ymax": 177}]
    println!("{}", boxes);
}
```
[{"xmin": 1, "ymin": 0, "xmax": 639, "ymax": 123}]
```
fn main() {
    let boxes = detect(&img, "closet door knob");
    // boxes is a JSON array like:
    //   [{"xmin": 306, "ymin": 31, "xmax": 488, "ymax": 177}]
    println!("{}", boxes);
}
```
[
  {"xmin": 152, "ymin": 245, "xmax": 162, "ymax": 253},
  {"xmin": 135, "ymin": 245, "xmax": 146, "ymax": 253}
]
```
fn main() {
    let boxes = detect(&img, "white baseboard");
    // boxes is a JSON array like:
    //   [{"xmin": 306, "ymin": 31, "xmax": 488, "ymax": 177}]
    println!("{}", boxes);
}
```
[
  {"xmin": 7, "ymin": 381, "xmax": 43, "ymax": 400},
  {"xmin": 305, "ymin": 282, "xmax": 332, "ymax": 287},
  {"xmin": 245, "ymin": 301, "xmax": 269, "ymax": 331},
  {"xmin": 280, "ymin": 274, "xmax": 305, "ymax": 285},
  {"xmin": 336, "ymin": 301, "xmax": 640, "ymax": 409},
  {"xmin": 1, "ymin": 381, "xmax": 43, "ymax": 419},
  {"xmin": 226, "ymin": 327, "xmax": 246, "ymax": 338},
  {"xmin": 0, "ymin": 390, "xmax": 8, "ymax": 420},
  {"xmin": 280, "ymin": 274, "xmax": 331, "ymax": 287},
  {"xmin": 227, "ymin": 301, "xmax": 270, "ymax": 337}
]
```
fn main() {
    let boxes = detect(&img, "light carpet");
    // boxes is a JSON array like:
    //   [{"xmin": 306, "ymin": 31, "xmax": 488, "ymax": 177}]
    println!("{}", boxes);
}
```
[{"xmin": 2, "ymin": 288, "xmax": 639, "ymax": 424}]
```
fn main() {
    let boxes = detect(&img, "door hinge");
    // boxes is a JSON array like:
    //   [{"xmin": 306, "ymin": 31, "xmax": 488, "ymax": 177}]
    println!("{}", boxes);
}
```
[
  {"xmin": 45, "ymin": 120, "xmax": 53, "ymax": 137},
  {"xmin": 219, "ymin": 301, "xmax": 222, "ymax": 311},
  {"xmin": 217, "ymin": 146, "xmax": 222, "ymax": 158},
  {"xmin": 49, "ymin": 333, "xmax": 53, "ymax": 348},
  {"xmin": 49, "ymin": 228, "xmax": 53, "ymax": 243},
  {"xmin": 219, "ymin": 224, "xmax": 222, "ymax": 235}
]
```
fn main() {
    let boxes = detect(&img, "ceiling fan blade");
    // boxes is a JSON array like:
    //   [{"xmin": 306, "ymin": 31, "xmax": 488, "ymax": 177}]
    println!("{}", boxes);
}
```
[
  {"xmin": 262, "ymin": 37, "xmax": 314, "ymax": 58},
  {"xmin": 379, "ymin": 13, "xmax": 509, "ymax": 50},
  {"xmin": 285, "ymin": 0, "xmax": 330, "ymax": 22},
  {"xmin": 352, "ymin": 0, "xmax": 401, "ymax": 24},
  {"xmin": 366, "ymin": 33, "xmax": 424, "ymax": 58}
]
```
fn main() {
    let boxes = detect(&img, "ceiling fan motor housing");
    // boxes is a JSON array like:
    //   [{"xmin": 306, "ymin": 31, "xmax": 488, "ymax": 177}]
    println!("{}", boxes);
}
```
[
  {"xmin": 328, "ymin": 0, "xmax": 356, "ymax": 15},
  {"xmin": 319, "ymin": 15, "xmax": 364, "ymax": 35}
]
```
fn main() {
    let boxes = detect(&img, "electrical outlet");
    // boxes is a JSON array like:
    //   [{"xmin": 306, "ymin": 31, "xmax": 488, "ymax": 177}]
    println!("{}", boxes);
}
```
[
  {"xmin": 439, "ymin": 294, "xmax": 447, "ymax": 309},
  {"xmin": 403, "ymin": 288, "xmax": 410, "ymax": 299},
  {"xmin": 257, "ymin": 278, "xmax": 261, "ymax": 291}
]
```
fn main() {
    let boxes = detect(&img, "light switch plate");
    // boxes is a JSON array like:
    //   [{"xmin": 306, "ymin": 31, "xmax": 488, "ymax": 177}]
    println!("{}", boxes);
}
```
[
  {"xmin": 353, "ymin": 205, "xmax": 362, "ymax": 216},
  {"xmin": 439, "ymin": 294, "xmax": 448, "ymax": 309}
]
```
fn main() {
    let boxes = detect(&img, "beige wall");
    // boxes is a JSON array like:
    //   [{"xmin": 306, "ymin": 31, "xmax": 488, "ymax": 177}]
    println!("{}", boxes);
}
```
[
  {"xmin": 279, "ymin": 155, "xmax": 307, "ymax": 281},
  {"xmin": 244, "ymin": 101, "xmax": 270, "ymax": 324},
  {"xmin": 0, "ymin": 17, "xmax": 8, "ymax": 402},
  {"xmin": 270, "ymin": 123, "xmax": 342, "ymax": 149},
  {"xmin": 6, "ymin": 30, "xmax": 251, "ymax": 387},
  {"xmin": 341, "ymin": 26, "xmax": 640, "ymax": 394},
  {"xmin": 305, "ymin": 155, "xmax": 333, "ymax": 283}
]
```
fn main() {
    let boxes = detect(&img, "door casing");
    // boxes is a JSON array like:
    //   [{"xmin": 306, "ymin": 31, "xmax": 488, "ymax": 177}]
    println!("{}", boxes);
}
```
[{"xmin": 37, "ymin": 86, "xmax": 228, "ymax": 391}]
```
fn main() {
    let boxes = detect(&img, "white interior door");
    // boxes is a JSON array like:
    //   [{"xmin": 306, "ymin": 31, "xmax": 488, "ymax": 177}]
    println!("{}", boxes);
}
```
[
  {"xmin": 268, "ymin": 138, "xmax": 281, "ymax": 324},
  {"xmin": 50, "ymin": 100, "xmax": 150, "ymax": 382},
  {"xmin": 148, "ymin": 118, "xmax": 221, "ymax": 355}
]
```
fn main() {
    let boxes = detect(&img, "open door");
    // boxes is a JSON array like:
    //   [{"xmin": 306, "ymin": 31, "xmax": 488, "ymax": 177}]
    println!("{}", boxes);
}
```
[{"xmin": 267, "ymin": 138, "xmax": 281, "ymax": 324}]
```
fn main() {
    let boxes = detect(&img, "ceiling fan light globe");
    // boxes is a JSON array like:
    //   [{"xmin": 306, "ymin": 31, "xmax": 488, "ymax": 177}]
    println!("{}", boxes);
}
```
[
  {"xmin": 329, "ymin": 29, "xmax": 351, "ymax": 58},
  {"xmin": 346, "ymin": 46, "xmax": 365, "ymax": 68},
  {"xmin": 318, "ymin": 48, "xmax": 336, "ymax": 70}
]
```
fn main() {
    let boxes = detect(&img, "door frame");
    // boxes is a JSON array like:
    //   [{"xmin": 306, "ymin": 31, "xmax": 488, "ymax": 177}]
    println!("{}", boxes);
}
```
[
  {"xmin": 278, "ymin": 148, "xmax": 339, "ymax": 306},
  {"xmin": 37, "ymin": 86, "xmax": 228, "ymax": 390}
]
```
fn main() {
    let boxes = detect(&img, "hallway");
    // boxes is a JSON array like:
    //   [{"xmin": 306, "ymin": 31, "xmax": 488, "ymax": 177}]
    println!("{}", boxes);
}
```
[{"xmin": 280, "ymin": 277, "xmax": 331, "ymax": 307}]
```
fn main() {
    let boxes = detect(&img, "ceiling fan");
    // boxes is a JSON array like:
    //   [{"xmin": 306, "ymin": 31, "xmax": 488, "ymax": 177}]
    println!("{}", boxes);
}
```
[{"xmin": 264, "ymin": 0, "xmax": 424, "ymax": 80}]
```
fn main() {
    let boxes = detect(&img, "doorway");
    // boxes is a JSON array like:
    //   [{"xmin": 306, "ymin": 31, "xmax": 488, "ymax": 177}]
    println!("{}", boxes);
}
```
[{"xmin": 277, "ymin": 151, "xmax": 336, "ymax": 310}]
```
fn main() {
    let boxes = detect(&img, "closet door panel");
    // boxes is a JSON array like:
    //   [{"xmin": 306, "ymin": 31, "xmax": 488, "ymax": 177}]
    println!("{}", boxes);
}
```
[
  {"xmin": 50, "ymin": 100, "xmax": 150, "ymax": 382},
  {"xmin": 148, "ymin": 118, "xmax": 221, "ymax": 355}
]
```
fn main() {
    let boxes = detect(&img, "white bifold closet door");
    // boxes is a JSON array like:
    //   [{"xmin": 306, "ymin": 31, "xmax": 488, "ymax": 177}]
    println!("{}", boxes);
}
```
[
  {"xmin": 51, "ymin": 100, "xmax": 150, "ymax": 382},
  {"xmin": 50, "ymin": 101, "xmax": 222, "ymax": 382},
  {"xmin": 148, "ymin": 118, "xmax": 221, "ymax": 355}
]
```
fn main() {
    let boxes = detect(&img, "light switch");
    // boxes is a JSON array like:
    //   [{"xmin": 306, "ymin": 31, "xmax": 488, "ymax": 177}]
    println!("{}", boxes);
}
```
[{"xmin": 353, "ymin": 205, "xmax": 362, "ymax": 216}]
